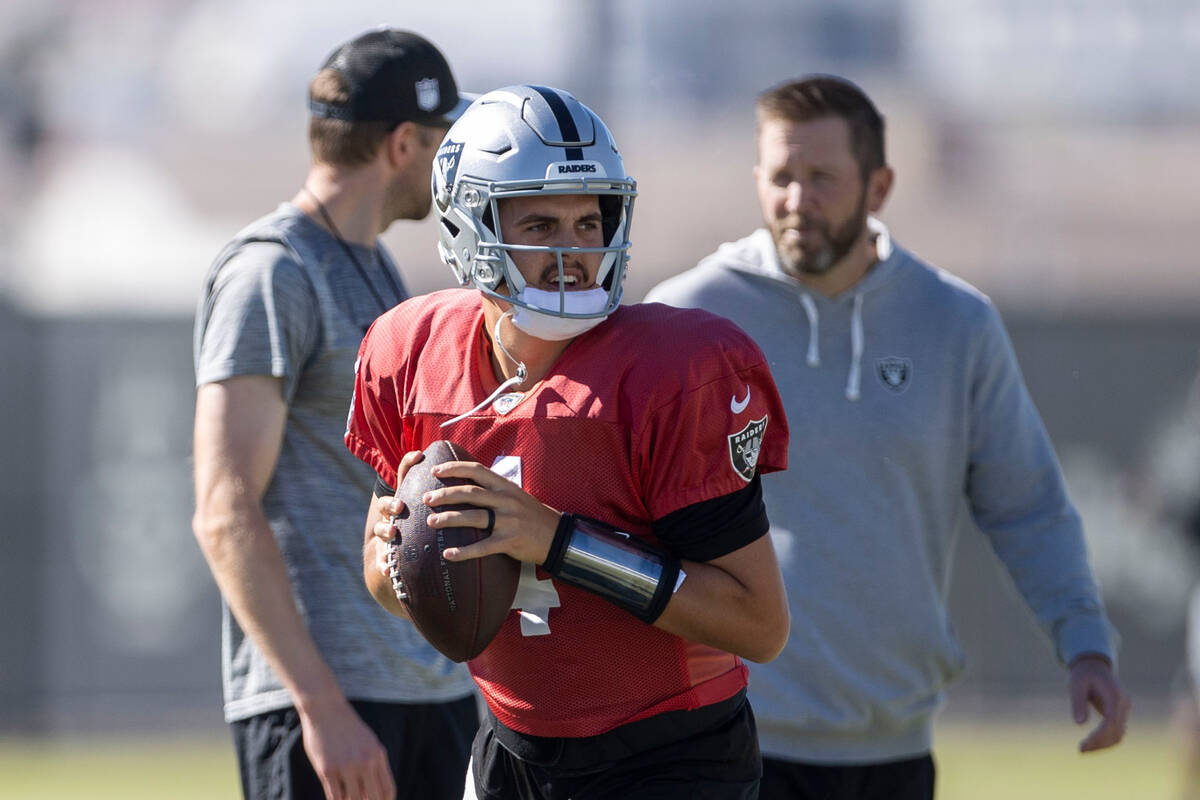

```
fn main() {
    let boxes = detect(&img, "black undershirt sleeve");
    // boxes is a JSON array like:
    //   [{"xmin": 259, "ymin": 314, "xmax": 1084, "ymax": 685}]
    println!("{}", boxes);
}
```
[
  {"xmin": 373, "ymin": 475, "xmax": 396, "ymax": 497},
  {"xmin": 652, "ymin": 473, "xmax": 770, "ymax": 562}
]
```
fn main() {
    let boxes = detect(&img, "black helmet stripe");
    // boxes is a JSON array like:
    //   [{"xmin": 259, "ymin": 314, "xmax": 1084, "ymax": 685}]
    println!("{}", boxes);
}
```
[{"xmin": 529, "ymin": 85, "xmax": 584, "ymax": 160}]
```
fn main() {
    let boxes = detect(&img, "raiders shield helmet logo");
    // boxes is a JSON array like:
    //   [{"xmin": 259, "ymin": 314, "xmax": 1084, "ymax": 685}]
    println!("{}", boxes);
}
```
[
  {"xmin": 728, "ymin": 416, "xmax": 768, "ymax": 482},
  {"xmin": 433, "ymin": 140, "xmax": 464, "ymax": 210},
  {"xmin": 876, "ymin": 357, "xmax": 912, "ymax": 393}
]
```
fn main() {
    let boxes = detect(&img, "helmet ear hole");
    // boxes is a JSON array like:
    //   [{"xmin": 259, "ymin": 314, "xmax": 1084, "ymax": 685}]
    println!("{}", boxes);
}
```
[
  {"xmin": 599, "ymin": 195, "xmax": 622, "ymax": 246},
  {"xmin": 480, "ymin": 205, "xmax": 497, "ymax": 239}
]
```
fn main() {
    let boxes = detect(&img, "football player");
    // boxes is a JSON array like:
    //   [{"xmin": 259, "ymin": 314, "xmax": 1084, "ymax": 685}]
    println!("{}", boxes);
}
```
[{"xmin": 347, "ymin": 85, "xmax": 790, "ymax": 799}]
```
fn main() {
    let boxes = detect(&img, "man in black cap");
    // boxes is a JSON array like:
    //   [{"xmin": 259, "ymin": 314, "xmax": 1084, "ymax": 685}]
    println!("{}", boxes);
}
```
[{"xmin": 193, "ymin": 28, "xmax": 477, "ymax": 800}]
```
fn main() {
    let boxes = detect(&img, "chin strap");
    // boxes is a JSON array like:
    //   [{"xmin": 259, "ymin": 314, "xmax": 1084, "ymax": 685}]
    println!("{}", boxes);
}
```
[{"xmin": 441, "ymin": 310, "xmax": 527, "ymax": 428}]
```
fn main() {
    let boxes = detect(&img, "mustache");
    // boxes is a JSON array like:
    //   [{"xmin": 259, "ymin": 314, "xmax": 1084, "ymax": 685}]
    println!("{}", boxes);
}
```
[
  {"xmin": 780, "ymin": 215, "xmax": 827, "ymax": 232},
  {"xmin": 538, "ymin": 258, "xmax": 590, "ymax": 285}
]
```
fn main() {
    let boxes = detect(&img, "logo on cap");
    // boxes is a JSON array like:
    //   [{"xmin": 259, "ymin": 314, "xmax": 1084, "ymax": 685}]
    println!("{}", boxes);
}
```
[{"xmin": 416, "ymin": 78, "xmax": 441, "ymax": 112}]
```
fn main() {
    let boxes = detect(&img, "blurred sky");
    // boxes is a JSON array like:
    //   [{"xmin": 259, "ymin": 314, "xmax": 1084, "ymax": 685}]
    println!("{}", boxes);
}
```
[{"xmin": 1, "ymin": 0, "xmax": 1198, "ymax": 315}]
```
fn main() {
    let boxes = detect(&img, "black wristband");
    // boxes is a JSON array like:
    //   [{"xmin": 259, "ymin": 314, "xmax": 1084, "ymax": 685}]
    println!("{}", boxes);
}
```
[
  {"xmin": 543, "ymin": 513, "xmax": 681, "ymax": 624},
  {"xmin": 542, "ymin": 514, "xmax": 575, "ymax": 575}
]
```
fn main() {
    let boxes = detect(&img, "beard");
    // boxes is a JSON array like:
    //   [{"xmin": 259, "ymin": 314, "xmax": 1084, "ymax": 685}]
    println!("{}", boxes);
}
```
[{"xmin": 773, "ymin": 188, "xmax": 868, "ymax": 279}]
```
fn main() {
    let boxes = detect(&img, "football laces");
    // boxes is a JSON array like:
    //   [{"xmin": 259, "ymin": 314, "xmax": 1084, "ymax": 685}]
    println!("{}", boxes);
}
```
[{"xmin": 386, "ymin": 540, "xmax": 408, "ymax": 602}]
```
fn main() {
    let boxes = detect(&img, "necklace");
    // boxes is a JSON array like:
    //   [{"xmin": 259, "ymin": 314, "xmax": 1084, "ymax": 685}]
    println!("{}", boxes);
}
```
[{"xmin": 300, "ymin": 185, "xmax": 404, "ymax": 318}]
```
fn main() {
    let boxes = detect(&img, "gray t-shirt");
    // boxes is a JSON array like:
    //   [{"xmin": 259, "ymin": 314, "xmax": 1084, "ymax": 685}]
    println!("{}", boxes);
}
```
[{"xmin": 194, "ymin": 203, "xmax": 473, "ymax": 722}]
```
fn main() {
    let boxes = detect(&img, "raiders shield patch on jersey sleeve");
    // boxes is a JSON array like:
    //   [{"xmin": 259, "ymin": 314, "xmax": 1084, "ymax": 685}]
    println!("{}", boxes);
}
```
[{"xmin": 728, "ymin": 416, "xmax": 768, "ymax": 482}]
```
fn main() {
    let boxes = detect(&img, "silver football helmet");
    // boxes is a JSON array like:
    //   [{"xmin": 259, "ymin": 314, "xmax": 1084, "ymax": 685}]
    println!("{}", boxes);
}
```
[{"xmin": 431, "ymin": 85, "xmax": 636, "ymax": 319}]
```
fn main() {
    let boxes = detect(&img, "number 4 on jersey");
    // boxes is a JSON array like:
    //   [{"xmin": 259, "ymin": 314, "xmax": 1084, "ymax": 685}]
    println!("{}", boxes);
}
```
[{"xmin": 490, "ymin": 455, "xmax": 561, "ymax": 635}]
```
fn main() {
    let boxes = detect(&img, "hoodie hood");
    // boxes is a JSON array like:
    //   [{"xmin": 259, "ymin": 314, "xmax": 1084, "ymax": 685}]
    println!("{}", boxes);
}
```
[{"xmin": 697, "ymin": 217, "xmax": 901, "ymax": 401}]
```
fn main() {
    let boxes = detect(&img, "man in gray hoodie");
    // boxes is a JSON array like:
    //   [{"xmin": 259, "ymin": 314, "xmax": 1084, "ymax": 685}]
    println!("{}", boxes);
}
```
[{"xmin": 644, "ymin": 75, "xmax": 1130, "ymax": 799}]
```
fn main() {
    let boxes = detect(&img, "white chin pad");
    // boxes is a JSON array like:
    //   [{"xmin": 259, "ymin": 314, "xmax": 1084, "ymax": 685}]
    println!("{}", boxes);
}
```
[
  {"xmin": 517, "ymin": 286, "xmax": 609, "ymax": 316},
  {"xmin": 509, "ymin": 288, "xmax": 611, "ymax": 341}
]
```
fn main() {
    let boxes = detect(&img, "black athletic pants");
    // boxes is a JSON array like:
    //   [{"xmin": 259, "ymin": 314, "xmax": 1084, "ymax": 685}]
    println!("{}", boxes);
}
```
[
  {"xmin": 759, "ymin": 754, "xmax": 935, "ymax": 800},
  {"xmin": 470, "ymin": 690, "xmax": 760, "ymax": 800},
  {"xmin": 231, "ymin": 696, "xmax": 478, "ymax": 800}
]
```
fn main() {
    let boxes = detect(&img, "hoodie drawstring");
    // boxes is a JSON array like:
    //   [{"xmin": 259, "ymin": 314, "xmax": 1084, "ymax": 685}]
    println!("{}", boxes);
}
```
[
  {"xmin": 845, "ymin": 293, "xmax": 864, "ymax": 401},
  {"xmin": 800, "ymin": 291, "xmax": 864, "ymax": 402},
  {"xmin": 800, "ymin": 293, "xmax": 820, "ymax": 367}
]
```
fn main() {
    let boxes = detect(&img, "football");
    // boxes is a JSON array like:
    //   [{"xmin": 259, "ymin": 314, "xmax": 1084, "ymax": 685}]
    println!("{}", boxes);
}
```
[{"xmin": 390, "ymin": 440, "xmax": 520, "ymax": 662}]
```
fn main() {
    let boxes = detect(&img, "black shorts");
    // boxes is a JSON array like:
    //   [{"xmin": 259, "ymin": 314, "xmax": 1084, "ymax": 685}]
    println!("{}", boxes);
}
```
[
  {"xmin": 231, "ymin": 696, "xmax": 478, "ymax": 800},
  {"xmin": 759, "ymin": 753, "xmax": 935, "ymax": 800},
  {"xmin": 469, "ymin": 690, "xmax": 760, "ymax": 800}
]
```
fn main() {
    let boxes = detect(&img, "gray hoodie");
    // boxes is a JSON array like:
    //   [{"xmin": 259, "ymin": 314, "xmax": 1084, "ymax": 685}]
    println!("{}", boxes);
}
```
[{"xmin": 644, "ymin": 220, "xmax": 1115, "ymax": 763}]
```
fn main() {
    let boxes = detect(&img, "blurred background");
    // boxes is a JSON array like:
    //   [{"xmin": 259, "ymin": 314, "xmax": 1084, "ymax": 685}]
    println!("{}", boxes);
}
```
[{"xmin": 1, "ymin": 0, "xmax": 1198, "ymax": 795}]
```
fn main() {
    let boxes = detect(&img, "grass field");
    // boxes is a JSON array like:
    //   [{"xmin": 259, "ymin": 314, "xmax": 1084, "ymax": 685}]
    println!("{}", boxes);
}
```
[
  {"xmin": 935, "ymin": 716, "xmax": 1183, "ymax": 800},
  {"xmin": 0, "ymin": 735, "xmax": 240, "ymax": 800},
  {"xmin": 0, "ymin": 717, "xmax": 1185, "ymax": 799}
]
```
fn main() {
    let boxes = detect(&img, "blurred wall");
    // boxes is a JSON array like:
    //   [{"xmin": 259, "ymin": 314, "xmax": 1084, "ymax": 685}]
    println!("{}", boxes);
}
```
[
  {"xmin": 0, "ymin": 314, "xmax": 221, "ymax": 733},
  {"xmin": 1, "ymin": 310, "xmax": 1192, "ymax": 733},
  {"xmin": 38, "ymin": 318, "xmax": 218, "ymax": 732},
  {"xmin": 0, "ymin": 300, "xmax": 42, "ymax": 729},
  {"xmin": 949, "ymin": 313, "xmax": 1200, "ymax": 703}
]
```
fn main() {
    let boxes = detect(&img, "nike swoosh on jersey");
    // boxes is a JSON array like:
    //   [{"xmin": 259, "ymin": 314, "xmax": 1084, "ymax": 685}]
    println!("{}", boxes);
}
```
[{"xmin": 731, "ymin": 386, "xmax": 751, "ymax": 414}]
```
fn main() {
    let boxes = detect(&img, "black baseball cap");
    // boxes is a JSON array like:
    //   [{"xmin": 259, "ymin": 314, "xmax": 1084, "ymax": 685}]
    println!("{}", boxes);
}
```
[{"xmin": 309, "ymin": 28, "xmax": 473, "ymax": 127}]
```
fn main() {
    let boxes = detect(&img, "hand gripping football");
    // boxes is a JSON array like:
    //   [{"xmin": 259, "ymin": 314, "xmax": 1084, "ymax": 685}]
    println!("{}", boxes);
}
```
[{"xmin": 389, "ymin": 440, "xmax": 520, "ymax": 662}]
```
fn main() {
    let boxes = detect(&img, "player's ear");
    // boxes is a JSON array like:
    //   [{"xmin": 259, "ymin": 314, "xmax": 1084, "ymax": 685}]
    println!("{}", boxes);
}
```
[
  {"xmin": 866, "ymin": 165, "xmax": 893, "ymax": 213},
  {"xmin": 384, "ymin": 121, "xmax": 418, "ymax": 169}
]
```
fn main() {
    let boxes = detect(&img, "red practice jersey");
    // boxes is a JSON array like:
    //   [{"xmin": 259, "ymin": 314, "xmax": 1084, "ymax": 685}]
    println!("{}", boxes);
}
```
[{"xmin": 346, "ymin": 289, "xmax": 788, "ymax": 738}]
